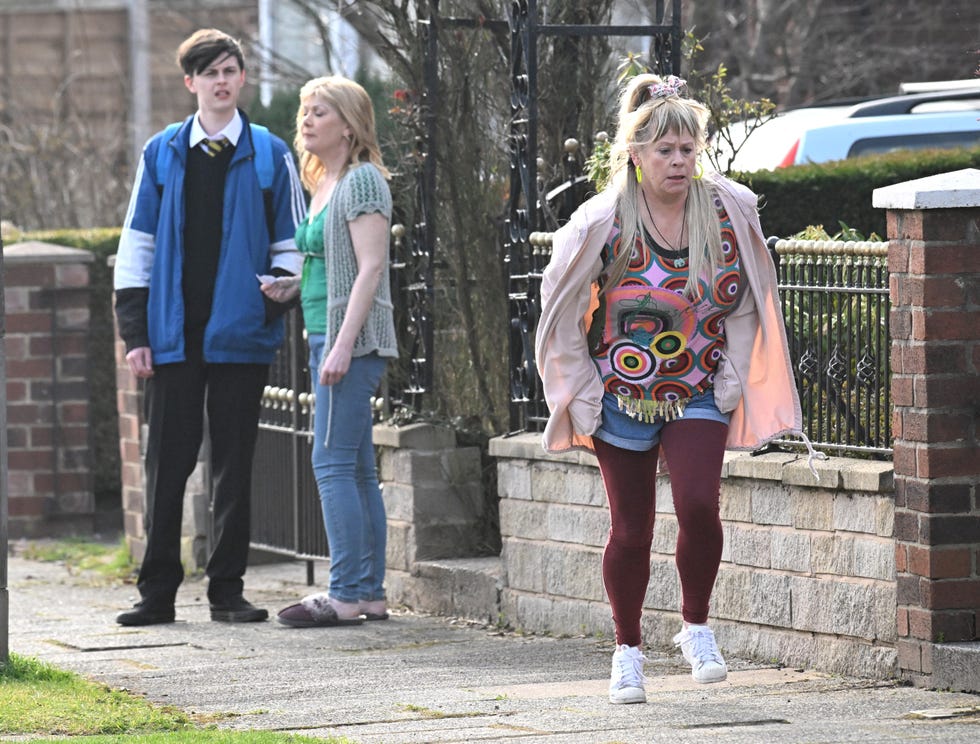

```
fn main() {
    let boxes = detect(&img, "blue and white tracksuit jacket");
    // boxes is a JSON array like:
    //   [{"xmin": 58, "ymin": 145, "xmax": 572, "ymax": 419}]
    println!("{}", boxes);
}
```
[{"xmin": 113, "ymin": 112, "xmax": 305, "ymax": 365}]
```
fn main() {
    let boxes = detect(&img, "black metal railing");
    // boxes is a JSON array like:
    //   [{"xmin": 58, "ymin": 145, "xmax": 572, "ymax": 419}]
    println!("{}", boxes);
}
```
[
  {"xmin": 770, "ymin": 237, "xmax": 892, "ymax": 456},
  {"xmin": 523, "ymin": 232, "xmax": 893, "ymax": 457}
]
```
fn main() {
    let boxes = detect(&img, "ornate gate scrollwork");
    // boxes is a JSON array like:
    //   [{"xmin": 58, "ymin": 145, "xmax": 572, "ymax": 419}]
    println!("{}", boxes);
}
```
[{"xmin": 502, "ymin": 0, "xmax": 683, "ymax": 432}]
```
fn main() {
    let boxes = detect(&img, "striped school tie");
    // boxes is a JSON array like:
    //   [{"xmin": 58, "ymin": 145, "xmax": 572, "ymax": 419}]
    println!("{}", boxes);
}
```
[{"xmin": 203, "ymin": 137, "xmax": 229, "ymax": 157}]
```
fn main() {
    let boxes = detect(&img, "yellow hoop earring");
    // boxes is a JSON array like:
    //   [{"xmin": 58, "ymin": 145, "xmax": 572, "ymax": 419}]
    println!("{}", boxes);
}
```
[
  {"xmin": 635, "ymin": 165, "xmax": 643, "ymax": 184},
  {"xmin": 693, "ymin": 162, "xmax": 704, "ymax": 180}
]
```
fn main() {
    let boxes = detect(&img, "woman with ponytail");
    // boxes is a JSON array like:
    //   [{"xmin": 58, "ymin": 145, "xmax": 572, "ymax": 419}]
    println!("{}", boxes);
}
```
[
  {"xmin": 270, "ymin": 76, "xmax": 397, "ymax": 629},
  {"xmin": 535, "ymin": 74, "xmax": 816, "ymax": 704}
]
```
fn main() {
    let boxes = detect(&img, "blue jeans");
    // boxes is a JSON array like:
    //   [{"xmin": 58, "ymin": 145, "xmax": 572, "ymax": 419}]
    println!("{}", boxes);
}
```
[{"xmin": 308, "ymin": 335, "xmax": 388, "ymax": 603}]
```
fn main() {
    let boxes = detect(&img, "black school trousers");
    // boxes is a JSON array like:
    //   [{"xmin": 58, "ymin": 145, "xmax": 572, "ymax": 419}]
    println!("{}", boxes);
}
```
[{"xmin": 136, "ymin": 341, "xmax": 268, "ymax": 608}]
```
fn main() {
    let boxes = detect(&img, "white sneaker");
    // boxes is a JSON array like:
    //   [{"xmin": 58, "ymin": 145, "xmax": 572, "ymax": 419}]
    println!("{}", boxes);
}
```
[
  {"xmin": 673, "ymin": 624, "xmax": 728, "ymax": 683},
  {"xmin": 609, "ymin": 644, "xmax": 647, "ymax": 704}
]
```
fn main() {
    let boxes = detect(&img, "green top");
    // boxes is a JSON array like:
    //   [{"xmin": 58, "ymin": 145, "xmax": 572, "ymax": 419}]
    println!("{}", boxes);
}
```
[{"xmin": 297, "ymin": 205, "xmax": 328, "ymax": 334}]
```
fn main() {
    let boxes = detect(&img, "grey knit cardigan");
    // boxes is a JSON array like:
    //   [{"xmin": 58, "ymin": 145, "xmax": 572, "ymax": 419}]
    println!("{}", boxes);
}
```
[{"xmin": 321, "ymin": 162, "xmax": 398, "ymax": 359}]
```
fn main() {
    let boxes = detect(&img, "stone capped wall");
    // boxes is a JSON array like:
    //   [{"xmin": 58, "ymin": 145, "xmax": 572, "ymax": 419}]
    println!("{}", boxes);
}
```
[{"xmin": 491, "ymin": 435, "xmax": 897, "ymax": 679}]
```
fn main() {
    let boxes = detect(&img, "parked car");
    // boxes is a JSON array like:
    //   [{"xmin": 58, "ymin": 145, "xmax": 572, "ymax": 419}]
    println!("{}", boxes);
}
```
[{"xmin": 716, "ymin": 84, "xmax": 980, "ymax": 173}]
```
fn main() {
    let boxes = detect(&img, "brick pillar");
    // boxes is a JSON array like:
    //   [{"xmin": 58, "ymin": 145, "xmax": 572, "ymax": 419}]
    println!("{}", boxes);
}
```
[
  {"xmin": 874, "ymin": 169, "xmax": 980, "ymax": 690},
  {"xmin": 3, "ymin": 241, "xmax": 94, "ymax": 537},
  {"xmin": 112, "ymin": 289, "xmax": 146, "ymax": 560}
]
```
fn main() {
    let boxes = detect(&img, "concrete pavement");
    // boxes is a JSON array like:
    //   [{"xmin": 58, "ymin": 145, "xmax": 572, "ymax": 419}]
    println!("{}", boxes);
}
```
[{"xmin": 6, "ymin": 547, "xmax": 980, "ymax": 743}]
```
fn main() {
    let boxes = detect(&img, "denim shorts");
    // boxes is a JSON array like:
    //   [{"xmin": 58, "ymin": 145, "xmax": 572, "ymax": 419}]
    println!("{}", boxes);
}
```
[{"xmin": 593, "ymin": 388, "xmax": 730, "ymax": 452}]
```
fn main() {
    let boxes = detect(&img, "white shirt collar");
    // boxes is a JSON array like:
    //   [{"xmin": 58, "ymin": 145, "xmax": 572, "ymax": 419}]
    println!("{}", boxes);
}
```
[{"xmin": 188, "ymin": 111, "xmax": 244, "ymax": 148}]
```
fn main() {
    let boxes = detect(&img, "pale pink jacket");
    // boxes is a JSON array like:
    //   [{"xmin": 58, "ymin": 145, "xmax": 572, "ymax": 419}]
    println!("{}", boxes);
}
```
[{"xmin": 535, "ymin": 173, "xmax": 808, "ymax": 456}]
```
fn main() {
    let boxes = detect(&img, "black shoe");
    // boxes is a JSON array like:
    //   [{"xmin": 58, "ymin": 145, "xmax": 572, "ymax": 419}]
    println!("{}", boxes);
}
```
[
  {"xmin": 117, "ymin": 602, "xmax": 176, "ymax": 626},
  {"xmin": 209, "ymin": 596, "xmax": 269, "ymax": 623}
]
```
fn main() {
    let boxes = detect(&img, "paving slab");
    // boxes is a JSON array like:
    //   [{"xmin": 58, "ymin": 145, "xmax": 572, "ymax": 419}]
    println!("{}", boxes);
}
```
[{"xmin": 5, "ymin": 550, "xmax": 980, "ymax": 743}]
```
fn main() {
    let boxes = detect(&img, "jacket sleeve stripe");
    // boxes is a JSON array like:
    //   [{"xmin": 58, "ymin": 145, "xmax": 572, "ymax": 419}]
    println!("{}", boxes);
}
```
[
  {"xmin": 269, "ymin": 237, "xmax": 304, "ymax": 275},
  {"xmin": 283, "ymin": 152, "xmax": 306, "ymax": 228},
  {"xmin": 121, "ymin": 151, "xmax": 147, "ymax": 232},
  {"xmin": 114, "ymin": 228, "xmax": 156, "ymax": 289}
]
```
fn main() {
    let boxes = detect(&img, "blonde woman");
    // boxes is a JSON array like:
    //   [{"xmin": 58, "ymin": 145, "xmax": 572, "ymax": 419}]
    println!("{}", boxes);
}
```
[
  {"xmin": 270, "ymin": 77, "xmax": 397, "ymax": 628},
  {"xmin": 536, "ymin": 74, "xmax": 815, "ymax": 703}
]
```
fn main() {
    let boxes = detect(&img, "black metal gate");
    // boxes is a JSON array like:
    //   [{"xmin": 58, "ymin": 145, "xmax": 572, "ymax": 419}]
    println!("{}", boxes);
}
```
[
  {"xmin": 503, "ymin": 1, "xmax": 682, "ymax": 432},
  {"xmin": 249, "ymin": 2, "xmax": 683, "ymax": 562},
  {"xmin": 250, "ymin": 312, "xmax": 326, "ymax": 576}
]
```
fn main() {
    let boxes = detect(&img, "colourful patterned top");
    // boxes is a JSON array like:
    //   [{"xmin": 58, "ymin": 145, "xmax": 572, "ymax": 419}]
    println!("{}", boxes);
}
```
[{"xmin": 588, "ymin": 200, "xmax": 743, "ymax": 421}]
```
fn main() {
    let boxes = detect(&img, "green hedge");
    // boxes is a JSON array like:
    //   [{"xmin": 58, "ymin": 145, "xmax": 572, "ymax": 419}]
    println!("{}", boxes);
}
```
[
  {"xmin": 23, "ymin": 228, "xmax": 122, "ymax": 513},
  {"xmin": 736, "ymin": 145, "xmax": 980, "ymax": 239}
]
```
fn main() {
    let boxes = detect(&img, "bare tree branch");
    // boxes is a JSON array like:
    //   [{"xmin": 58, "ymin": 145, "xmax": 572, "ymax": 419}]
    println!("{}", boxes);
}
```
[
  {"xmin": 286, "ymin": 0, "xmax": 335, "ymax": 73},
  {"xmin": 333, "ymin": 0, "xmax": 414, "ymax": 80}
]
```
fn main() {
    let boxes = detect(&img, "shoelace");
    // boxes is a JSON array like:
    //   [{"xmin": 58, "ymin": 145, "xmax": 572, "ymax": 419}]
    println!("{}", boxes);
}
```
[
  {"xmin": 686, "ymin": 629, "xmax": 724, "ymax": 666},
  {"xmin": 613, "ymin": 648, "xmax": 648, "ymax": 687}
]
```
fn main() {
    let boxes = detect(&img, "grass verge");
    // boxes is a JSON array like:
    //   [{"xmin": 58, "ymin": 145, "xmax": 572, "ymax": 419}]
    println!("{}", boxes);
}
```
[
  {"xmin": 0, "ymin": 653, "xmax": 192, "ymax": 737},
  {"xmin": 5, "ymin": 540, "xmax": 352, "ymax": 741},
  {"xmin": 18, "ymin": 537, "xmax": 138, "ymax": 584},
  {"xmin": 16, "ymin": 729, "xmax": 344, "ymax": 744},
  {"xmin": 14, "ymin": 735, "xmax": 345, "ymax": 743},
  {"xmin": 0, "ymin": 652, "xmax": 349, "ymax": 743}
]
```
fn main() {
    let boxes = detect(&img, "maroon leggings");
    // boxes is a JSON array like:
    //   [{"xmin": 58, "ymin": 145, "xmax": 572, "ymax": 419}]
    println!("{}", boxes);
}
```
[{"xmin": 593, "ymin": 419, "xmax": 728, "ymax": 647}]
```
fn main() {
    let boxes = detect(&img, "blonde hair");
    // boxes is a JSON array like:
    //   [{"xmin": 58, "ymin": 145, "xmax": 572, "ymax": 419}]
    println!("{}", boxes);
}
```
[
  {"xmin": 294, "ymin": 76, "xmax": 390, "ymax": 193},
  {"xmin": 604, "ymin": 74, "xmax": 721, "ymax": 299}
]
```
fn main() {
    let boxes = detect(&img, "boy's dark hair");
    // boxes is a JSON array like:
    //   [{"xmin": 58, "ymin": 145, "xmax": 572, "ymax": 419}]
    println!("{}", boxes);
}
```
[{"xmin": 176, "ymin": 28, "xmax": 245, "ymax": 76}]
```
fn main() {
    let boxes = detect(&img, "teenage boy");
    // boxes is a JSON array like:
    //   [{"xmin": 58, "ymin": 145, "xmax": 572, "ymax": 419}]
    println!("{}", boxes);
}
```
[{"xmin": 114, "ymin": 28, "xmax": 304, "ymax": 626}]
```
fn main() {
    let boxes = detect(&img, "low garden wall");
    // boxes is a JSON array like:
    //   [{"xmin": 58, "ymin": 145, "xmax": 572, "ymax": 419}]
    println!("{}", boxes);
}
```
[
  {"xmin": 374, "ymin": 422, "xmax": 897, "ymax": 679},
  {"xmin": 490, "ymin": 435, "xmax": 897, "ymax": 679}
]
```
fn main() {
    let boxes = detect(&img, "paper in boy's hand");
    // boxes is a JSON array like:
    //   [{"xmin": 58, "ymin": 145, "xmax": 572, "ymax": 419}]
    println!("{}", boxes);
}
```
[{"xmin": 257, "ymin": 273, "xmax": 301, "ymax": 303}]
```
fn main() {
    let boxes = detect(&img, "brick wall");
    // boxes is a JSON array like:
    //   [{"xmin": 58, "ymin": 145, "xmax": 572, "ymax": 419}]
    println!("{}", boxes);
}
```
[
  {"xmin": 3, "ymin": 241, "xmax": 94, "ymax": 537},
  {"xmin": 378, "ymin": 423, "xmax": 485, "ymax": 568},
  {"xmin": 0, "ymin": 1, "xmax": 259, "ymax": 131},
  {"xmin": 876, "ymin": 172, "xmax": 980, "ymax": 686}
]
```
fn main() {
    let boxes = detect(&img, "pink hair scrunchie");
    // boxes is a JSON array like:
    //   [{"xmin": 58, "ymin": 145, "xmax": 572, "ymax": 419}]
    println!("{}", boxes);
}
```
[{"xmin": 648, "ymin": 75, "xmax": 687, "ymax": 99}]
